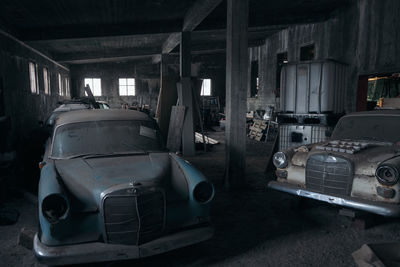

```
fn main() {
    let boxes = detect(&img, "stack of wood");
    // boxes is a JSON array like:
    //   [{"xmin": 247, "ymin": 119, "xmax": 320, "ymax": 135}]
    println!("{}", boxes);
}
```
[{"xmin": 248, "ymin": 119, "xmax": 268, "ymax": 141}]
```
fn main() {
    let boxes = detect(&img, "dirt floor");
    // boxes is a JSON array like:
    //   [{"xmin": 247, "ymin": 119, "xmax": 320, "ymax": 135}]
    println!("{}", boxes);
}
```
[{"xmin": 1, "ymin": 129, "xmax": 400, "ymax": 267}]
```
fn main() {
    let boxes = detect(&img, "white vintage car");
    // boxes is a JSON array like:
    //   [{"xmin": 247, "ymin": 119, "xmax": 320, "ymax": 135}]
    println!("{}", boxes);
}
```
[{"xmin": 269, "ymin": 110, "xmax": 400, "ymax": 217}]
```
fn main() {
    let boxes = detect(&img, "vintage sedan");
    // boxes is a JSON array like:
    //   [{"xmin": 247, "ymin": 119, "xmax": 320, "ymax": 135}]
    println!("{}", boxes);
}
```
[
  {"xmin": 269, "ymin": 110, "xmax": 400, "ymax": 217},
  {"xmin": 34, "ymin": 109, "xmax": 214, "ymax": 265}
]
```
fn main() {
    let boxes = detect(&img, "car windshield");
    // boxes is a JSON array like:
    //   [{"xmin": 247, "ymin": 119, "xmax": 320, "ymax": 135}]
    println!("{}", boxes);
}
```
[
  {"xmin": 51, "ymin": 120, "xmax": 165, "ymax": 159},
  {"xmin": 331, "ymin": 115, "xmax": 400, "ymax": 143}
]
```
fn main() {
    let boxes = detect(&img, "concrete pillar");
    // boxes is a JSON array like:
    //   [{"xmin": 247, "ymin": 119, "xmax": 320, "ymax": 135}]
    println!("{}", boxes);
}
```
[
  {"xmin": 180, "ymin": 31, "xmax": 195, "ymax": 156},
  {"xmin": 225, "ymin": 0, "xmax": 249, "ymax": 189}
]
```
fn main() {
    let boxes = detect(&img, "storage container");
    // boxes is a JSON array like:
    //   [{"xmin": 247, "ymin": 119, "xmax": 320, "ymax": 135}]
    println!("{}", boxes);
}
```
[
  {"xmin": 280, "ymin": 60, "xmax": 347, "ymax": 114},
  {"xmin": 279, "ymin": 124, "xmax": 333, "ymax": 151}
]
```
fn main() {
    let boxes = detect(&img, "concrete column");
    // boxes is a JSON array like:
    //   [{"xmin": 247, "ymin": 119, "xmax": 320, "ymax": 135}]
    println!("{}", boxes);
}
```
[
  {"xmin": 225, "ymin": 0, "xmax": 249, "ymax": 189},
  {"xmin": 180, "ymin": 31, "xmax": 195, "ymax": 156}
]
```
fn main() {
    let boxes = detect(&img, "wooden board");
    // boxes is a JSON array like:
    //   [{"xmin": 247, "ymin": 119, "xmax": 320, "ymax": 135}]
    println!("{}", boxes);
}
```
[
  {"xmin": 166, "ymin": 106, "xmax": 187, "ymax": 152},
  {"xmin": 195, "ymin": 132, "xmax": 219, "ymax": 144}
]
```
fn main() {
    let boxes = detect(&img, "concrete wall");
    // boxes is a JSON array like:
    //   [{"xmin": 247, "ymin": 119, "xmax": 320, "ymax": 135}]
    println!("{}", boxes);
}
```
[
  {"xmin": 70, "ymin": 62, "xmax": 160, "ymax": 114},
  {"xmin": 248, "ymin": 0, "xmax": 400, "ymax": 113},
  {"xmin": 0, "ymin": 30, "xmax": 70, "ymax": 150}
]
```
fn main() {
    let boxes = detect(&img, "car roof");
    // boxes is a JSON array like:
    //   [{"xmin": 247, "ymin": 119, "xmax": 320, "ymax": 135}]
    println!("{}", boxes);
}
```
[
  {"xmin": 55, "ymin": 109, "xmax": 152, "ymax": 126},
  {"xmin": 345, "ymin": 109, "xmax": 400, "ymax": 117},
  {"xmin": 53, "ymin": 103, "xmax": 90, "ymax": 112}
]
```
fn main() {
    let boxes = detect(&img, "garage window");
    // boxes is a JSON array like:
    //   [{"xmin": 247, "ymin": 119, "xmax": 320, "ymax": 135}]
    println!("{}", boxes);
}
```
[
  {"xmin": 58, "ymin": 73, "xmax": 63, "ymax": 96},
  {"xmin": 250, "ymin": 61, "xmax": 259, "ymax": 97},
  {"xmin": 84, "ymin": 78, "xmax": 102, "ymax": 96},
  {"xmin": 64, "ymin": 77, "xmax": 70, "ymax": 97},
  {"xmin": 300, "ymin": 44, "xmax": 315, "ymax": 61},
  {"xmin": 29, "ymin": 62, "xmax": 39, "ymax": 94},
  {"xmin": 43, "ymin": 68, "xmax": 50, "ymax": 95},
  {"xmin": 119, "ymin": 78, "xmax": 135, "ymax": 96},
  {"xmin": 200, "ymin": 79, "xmax": 211, "ymax": 96}
]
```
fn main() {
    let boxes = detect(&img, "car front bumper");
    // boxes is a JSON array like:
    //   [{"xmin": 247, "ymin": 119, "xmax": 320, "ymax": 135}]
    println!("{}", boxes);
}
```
[
  {"xmin": 268, "ymin": 181, "xmax": 400, "ymax": 217},
  {"xmin": 34, "ymin": 226, "xmax": 214, "ymax": 266}
]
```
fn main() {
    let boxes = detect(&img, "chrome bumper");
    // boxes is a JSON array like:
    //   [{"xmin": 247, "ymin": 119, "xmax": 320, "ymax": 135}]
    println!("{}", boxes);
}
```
[
  {"xmin": 34, "ymin": 226, "xmax": 214, "ymax": 266},
  {"xmin": 268, "ymin": 181, "xmax": 400, "ymax": 217}
]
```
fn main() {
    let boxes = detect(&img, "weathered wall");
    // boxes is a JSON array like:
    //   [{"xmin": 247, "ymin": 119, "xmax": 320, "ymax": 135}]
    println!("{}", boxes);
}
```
[
  {"xmin": 248, "ymin": 0, "xmax": 400, "ymax": 113},
  {"xmin": 70, "ymin": 62, "xmax": 160, "ymax": 114},
  {"xmin": 70, "ymin": 56, "xmax": 227, "ymax": 114},
  {"xmin": 0, "ymin": 31, "xmax": 70, "ymax": 150}
]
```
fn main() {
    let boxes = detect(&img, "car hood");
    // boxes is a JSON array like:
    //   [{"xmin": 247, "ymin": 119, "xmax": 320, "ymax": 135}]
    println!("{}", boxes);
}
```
[
  {"xmin": 54, "ymin": 152, "xmax": 170, "ymax": 210},
  {"xmin": 291, "ymin": 140, "xmax": 400, "ymax": 176}
]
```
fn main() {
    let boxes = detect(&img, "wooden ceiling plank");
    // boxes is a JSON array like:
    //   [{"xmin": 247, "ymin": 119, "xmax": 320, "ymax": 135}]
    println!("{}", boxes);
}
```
[{"xmin": 162, "ymin": 0, "xmax": 223, "ymax": 54}]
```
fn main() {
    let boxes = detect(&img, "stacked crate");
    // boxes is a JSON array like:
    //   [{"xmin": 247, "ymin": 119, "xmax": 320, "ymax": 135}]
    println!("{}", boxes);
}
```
[{"xmin": 248, "ymin": 119, "xmax": 268, "ymax": 141}]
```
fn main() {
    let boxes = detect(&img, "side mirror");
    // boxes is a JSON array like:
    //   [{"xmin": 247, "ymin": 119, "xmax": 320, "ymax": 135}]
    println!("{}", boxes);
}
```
[{"xmin": 38, "ymin": 121, "xmax": 44, "ymax": 126}]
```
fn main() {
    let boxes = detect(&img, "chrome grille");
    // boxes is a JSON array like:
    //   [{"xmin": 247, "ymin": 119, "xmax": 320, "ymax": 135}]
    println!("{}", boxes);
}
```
[
  {"xmin": 103, "ymin": 188, "xmax": 165, "ymax": 245},
  {"xmin": 306, "ymin": 154, "xmax": 353, "ymax": 196}
]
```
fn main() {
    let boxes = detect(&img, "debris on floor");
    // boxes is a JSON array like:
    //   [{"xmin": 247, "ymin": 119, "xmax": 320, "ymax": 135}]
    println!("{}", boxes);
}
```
[
  {"xmin": 18, "ymin": 227, "xmax": 35, "ymax": 250},
  {"xmin": 195, "ymin": 132, "xmax": 219, "ymax": 145},
  {"xmin": 352, "ymin": 242, "xmax": 400, "ymax": 267}
]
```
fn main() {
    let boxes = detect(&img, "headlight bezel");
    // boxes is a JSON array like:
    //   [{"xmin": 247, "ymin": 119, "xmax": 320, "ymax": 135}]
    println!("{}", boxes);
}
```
[
  {"xmin": 193, "ymin": 181, "xmax": 214, "ymax": 204},
  {"xmin": 41, "ymin": 194, "xmax": 69, "ymax": 224},
  {"xmin": 273, "ymin": 151, "xmax": 289, "ymax": 169},
  {"xmin": 375, "ymin": 165, "xmax": 400, "ymax": 186}
]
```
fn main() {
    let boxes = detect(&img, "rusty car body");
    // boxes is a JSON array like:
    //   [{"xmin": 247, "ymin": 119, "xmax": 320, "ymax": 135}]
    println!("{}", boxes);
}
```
[
  {"xmin": 269, "ymin": 110, "xmax": 400, "ymax": 217},
  {"xmin": 34, "ymin": 109, "xmax": 214, "ymax": 265}
]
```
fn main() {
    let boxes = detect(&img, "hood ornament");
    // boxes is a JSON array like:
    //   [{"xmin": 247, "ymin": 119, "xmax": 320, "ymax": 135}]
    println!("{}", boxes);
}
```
[{"xmin": 127, "ymin": 179, "xmax": 139, "ymax": 194}]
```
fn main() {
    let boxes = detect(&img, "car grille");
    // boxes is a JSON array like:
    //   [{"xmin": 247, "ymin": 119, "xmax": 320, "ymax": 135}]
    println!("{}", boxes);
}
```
[
  {"xmin": 306, "ymin": 154, "xmax": 353, "ymax": 196},
  {"xmin": 103, "ymin": 188, "xmax": 165, "ymax": 245}
]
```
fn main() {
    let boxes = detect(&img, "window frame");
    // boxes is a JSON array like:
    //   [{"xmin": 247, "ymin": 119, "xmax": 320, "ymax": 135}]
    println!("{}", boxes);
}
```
[
  {"xmin": 200, "ymin": 78, "xmax": 212, "ymax": 96},
  {"xmin": 64, "ymin": 77, "xmax": 70, "ymax": 97},
  {"xmin": 119, "ymin": 78, "xmax": 136, "ymax": 96},
  {"xmin": 84, "ymin": 78, "xmax": 102, "ymax": 96},
  {"xmin": 58, "ymin": 73, "xmax": 63, "ymax": 96},
  {"xmin": 29, "ymin": 61, "xmax": 39, "ymax": 95},
  {"xmin": 300, "ymin": 44, "xmax": 315, "ymax": 61},
  {"xmin": 43, "ymin": 67, "xmax": 50, "ymax": 95}
]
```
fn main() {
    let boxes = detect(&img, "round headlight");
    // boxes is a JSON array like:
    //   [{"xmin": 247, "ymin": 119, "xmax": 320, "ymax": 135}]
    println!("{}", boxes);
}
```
[
  {"xmin": 193, "ymin": 181, "xmax": 214, "ymax": 204},
  {"xmin": 42, "ymin": 194, "xmax": 69, "ymax": 224},
  {"xmin": 376, "ymin": 165, "xmax": 399, "ymax": 186},
  {"xmin": 273, "ymin": 152, "xmax": 288, "ymax": 168}
]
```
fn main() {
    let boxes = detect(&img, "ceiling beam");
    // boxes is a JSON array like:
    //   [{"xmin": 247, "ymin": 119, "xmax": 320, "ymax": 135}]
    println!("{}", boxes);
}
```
[
  {"xmin": 18, "ymin": 20, "xmax": 182, "ymax": 42},
  {"xmin": 58, "ymin": 55, "xmax": 157, "ymax": 65},
  {"xmin": 162, "ymin": 0, "xmax": 223, "ymax": 54},
  {"xmin": 55, "ymin": 47, "xmax": 161, "ymax": 64},
  {"xmin": 54, "ymin": 24, "xmax": 286, "ymax": 64}
]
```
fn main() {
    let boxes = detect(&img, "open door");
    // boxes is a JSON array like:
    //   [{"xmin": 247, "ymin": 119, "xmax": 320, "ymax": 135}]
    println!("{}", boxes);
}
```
[{"xmin": 356, "ymin": 75, "xmax": 368, "ymax": 111}]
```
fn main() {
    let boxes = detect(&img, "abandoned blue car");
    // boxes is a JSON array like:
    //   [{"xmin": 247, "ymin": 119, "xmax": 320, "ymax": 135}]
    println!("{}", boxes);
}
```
[{"xmin": 34, "ymin": 109, "xmax": 214, "ymax": 265}]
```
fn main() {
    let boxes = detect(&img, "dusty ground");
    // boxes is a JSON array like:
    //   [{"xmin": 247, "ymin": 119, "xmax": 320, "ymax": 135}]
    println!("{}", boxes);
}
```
[{"xmin": 1, "ymin": 129, "xmax": 400, "ymax": 267}]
